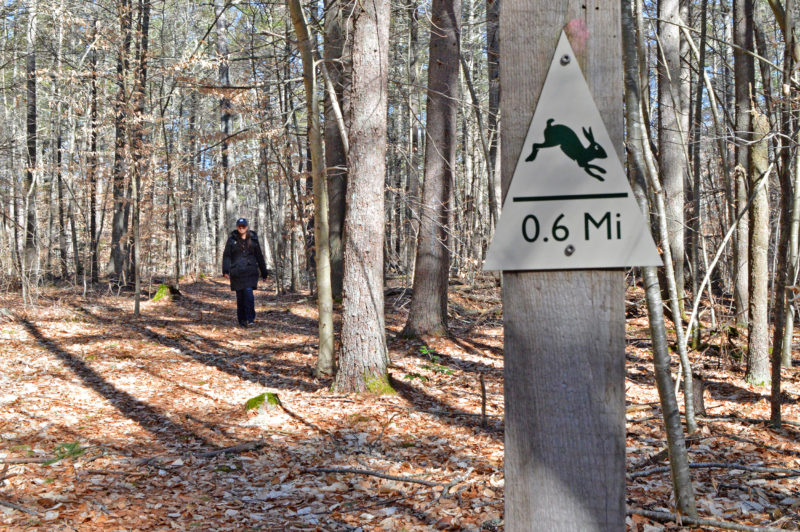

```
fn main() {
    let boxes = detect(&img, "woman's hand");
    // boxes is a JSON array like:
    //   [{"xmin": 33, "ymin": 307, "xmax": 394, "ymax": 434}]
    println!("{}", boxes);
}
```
[{"xmin": 223, "ymin": 273, "xmax": 229, "ymax": 279}]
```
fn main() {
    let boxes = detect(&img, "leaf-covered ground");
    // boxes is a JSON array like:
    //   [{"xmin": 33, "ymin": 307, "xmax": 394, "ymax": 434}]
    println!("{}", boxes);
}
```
[{"xmin": 0, "ymin": 278, "xmax": 798, "ymax": 531}]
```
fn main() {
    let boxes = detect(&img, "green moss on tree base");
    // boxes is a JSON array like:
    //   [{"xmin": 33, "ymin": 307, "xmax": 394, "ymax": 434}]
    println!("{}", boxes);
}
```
[
  {"xmin": 365, "ymin": 373, "xmax": 396, "ymax": 395},
  {"xmin": 745, "ymin": 375, "xmax": 770, "ymax": 387}
]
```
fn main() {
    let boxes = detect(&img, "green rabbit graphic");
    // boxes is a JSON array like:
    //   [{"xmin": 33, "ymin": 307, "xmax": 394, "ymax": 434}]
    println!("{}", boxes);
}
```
[{"xmin": 525, "ymin": 119, "xmax": 608, "ymax": 181}]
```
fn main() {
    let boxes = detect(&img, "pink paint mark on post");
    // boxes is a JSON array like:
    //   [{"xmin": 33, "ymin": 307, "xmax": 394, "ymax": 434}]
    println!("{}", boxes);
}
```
[{"xmin": 564, "ymin": 19, "xmax": 588, "ymax": 57}]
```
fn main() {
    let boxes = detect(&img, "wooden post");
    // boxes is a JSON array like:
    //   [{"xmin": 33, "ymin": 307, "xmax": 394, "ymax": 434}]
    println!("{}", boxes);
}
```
[{"xmin": 501, "ymin": 5, "xmax": 625, "ymax": 530}]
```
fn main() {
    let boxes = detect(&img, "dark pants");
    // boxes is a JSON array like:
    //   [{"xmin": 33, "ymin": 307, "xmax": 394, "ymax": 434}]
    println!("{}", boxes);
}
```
[{"xmin": 235, "ymin": 288, "xmax": 255, "ymax": 325}]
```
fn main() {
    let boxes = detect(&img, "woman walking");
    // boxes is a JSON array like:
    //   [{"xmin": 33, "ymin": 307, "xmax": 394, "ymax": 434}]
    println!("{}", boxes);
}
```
[{"xmin": 222, "ymin": 218, "xmax": 269, "ymax": 327}]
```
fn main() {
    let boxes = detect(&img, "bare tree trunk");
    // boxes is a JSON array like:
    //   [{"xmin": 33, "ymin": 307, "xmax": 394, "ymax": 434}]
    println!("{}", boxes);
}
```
[
  {"xmin": 405, "ymin": 0, "xmax": 421, "ymax": 286},
  {"xmin": 690, "ymin": 0, "xmax": 708, "ymax": 348},
  {"xmin": 162, "ymin": 115, "xmax": 180, "ymax": 287},
  {"xmin": 289, "ymin": 176, "xmax": 300, "ymax": 292},
  {"xmin": 783, "ymin": 136, "xmax": 800, "ymax": 367},
  {"xmin": 623, "ymin": 0, "xmax": 697, "ymax": 516},
  {"xmin": 289, "ymin": 0, "xmax": 335, "ymax": 377},
  {"xmin": 183, "ymin": 95, "xmax": 193, "ymax": 273},
  {"xmin": 109, "ymin": 0, "xmax": 132, "ymax": 281},
  {"xmin": 130, "ymin": 0, "xmax": 150, "ymax": 314},
  {"xmin": 56, "ymin": 150, "xmax": 68, "ymax": 279},
  {"xmin": 403, "ymin": 0, "xmax": 461, "ymax": 337},
  {"xmin": 733, "ymin": 0, "xmax": 754, "ymax": 326},
  {"xmin": 658, "ymin": 0, "xmax": 687, "ymax": 316},
  {"xmin": 324, "ymin": 0, "xmax": 350, "ymax": 300},
  {"xmin": 486, "ymin": 0, "xmax": 500, "ymax": 228},
  {"xmin": 215, "ymin": 0, "xmax": 233, "ymax": 261},
  {"xmin": 333, "ymin": 0, "xmax": 390, "ymax": 393},
  {"xmin": 68, "ymin": 195, "xmax": 82, "ymax": 279},
  {"xmin": 650, "ymin": 0, "xmax": 699, "ymax": 435},
  {"xmin": 23, "ymin": 0, "xmax": 39, "ymax": 293},
  {"xmin": 771, "ymin": 0, "xmax": 797, "ymax": 425},
  {"xmin": 746, "ymin": 112, "xmax": 770, "ymax": 386},
  {"xmin": 55, "ymin": 0, "xmax": 69, "ymax": 280},
  {"xmin": 680, "ymin": 0, "xmax": 692, "ymax": 313},
  {"xmin": 2, "ymin": 30, "xmax": 21, "ymax": 281},
  {"xmin": 88, "ymin": 16, "xmax": 99, "ymax": 283},
  {"xmin": 460, "ymin": 52, "xmax": 496, "ymax": 272}
]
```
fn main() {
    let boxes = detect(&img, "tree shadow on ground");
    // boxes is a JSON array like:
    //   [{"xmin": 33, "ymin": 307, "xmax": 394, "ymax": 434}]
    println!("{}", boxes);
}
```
[
  {"xmin": 448, "ymin": 336, "xmax": 504, "ymax": 361},
  {"xmin": 390, "ymin": 376, "xmax": 503, "ymax": 440},
  {"xmin": 72, "ymin": 303, "xmax": 327, "ymax": 395},
  {"xmin": 178, "ymin": 290, "xmax": 321, "ymax": 338},
  {"xmin": 625, "ymin": 364, "xmax": 655, "ymax": 386},
  {"xmin": 705, "ymin": 379, "xmax": 771, "ymax": 404},
  {"xmin": 400, "ymin": 338, "xmax": 502, "ymax": 379},
  {"xmin": 706, "ymin": 422, "xmax": 800, "ymax": 459},
  {"xmin": 17, "ymin": 317, "xmax": 210, "ymax": 450},
  {"xmin": 4, "ymin": 283, "xmax": 504, "ymax": 530}
]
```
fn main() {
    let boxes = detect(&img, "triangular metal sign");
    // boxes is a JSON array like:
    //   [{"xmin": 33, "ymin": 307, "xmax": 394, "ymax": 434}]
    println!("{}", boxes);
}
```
[{"xmin": 484, "ymin": 32, "xmax": 661, "ymax": 271}]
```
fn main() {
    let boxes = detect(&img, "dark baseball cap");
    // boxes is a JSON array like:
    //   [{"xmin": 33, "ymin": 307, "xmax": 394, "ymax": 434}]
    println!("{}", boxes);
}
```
[{"xmin": 236, "ymin": 218, "xmax": 248, "ymax": 227}]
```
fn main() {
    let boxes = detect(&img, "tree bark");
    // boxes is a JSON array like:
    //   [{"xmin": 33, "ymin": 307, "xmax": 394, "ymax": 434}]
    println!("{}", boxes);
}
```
[
  {"xmin": 403, "ymin": 0, "xmax": 461, "ymax": 337},
  {"xmin": 55, "ymin": 0, "xmax": 69, "ymax": 280},
  {"xmin": 88, "ymin": 16, "xmax": 99, "ymax": 283},
  {"xmin": 289, "ymin": 0, "xmax": 335, "ymax": 377},
  {"xmin": 658, "ymin": 0, "xmax": 687, "ymax": 316},
  {"xmin": 333, "ymin": 0, "xmax": 390, "ymax": 393},
  {"xmin": 623, "ymin": 0, "xmax": 697, "ymax": 517},
  {"xmin": 733, "ymin": 0, "xmax": 754, "ymax": 326},
  {"xmin": 130, "ymin": 0, "xmax": 150, "ymax": 314},
  {"xmin": 486, "ymin": 0, "xmax": 501, "ymax": 228},
  {"xmin": 324, "ymin": 0, "xmax": 350, "ymax": 300},
  {"xmin": 647, "ymin": 2, "xmax": 700, "ymax": 435},
  {"xmin": 783, "ymin": 137, "xmax": 800, "ymax": 367},
  {"xmin": 745, "ymin": 112, "xmax": 770, "ymax": 386},
  {"xmin": 23, "ymin": 0, "xmax": 38, "ymax": 291},
  {"xmin": 771, "ymin": 0, "xmax": 796, "ymax": 425},
  {"xmin": 405, "ymin": 0, "xmax": 421, "ymax": 285},
  {"xmin": 109, "ymin": 0, "xmax": 132, "ymax": 281},
  {"xmin": 690, "ymin": 0, "xmax": 708, "ymax": 348},
  {"xmin": 215, "ymin": 0, "xmax": 234, "ymax": 262},
  {"xmin": 187, "ymin": 92, "xmax": 198, "ymax": 274}
]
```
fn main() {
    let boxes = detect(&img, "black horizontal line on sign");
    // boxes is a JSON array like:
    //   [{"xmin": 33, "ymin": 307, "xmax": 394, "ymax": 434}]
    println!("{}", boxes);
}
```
[{"xmin": 512, "ymin": 193, "xmax": 629, "ymax": 202}]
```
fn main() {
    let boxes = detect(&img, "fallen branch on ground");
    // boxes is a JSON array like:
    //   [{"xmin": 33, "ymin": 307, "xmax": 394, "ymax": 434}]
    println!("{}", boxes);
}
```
[
  {"xmin": 303, "ymin": 467, "xmax": 446, "ymax": 487},
  {"xmin": 627, "ymin": 415, "xmax": 662, "ymax": 423},
  {"xmin": 369, "ymin": 412, "xmax": 402, "ymax": 450},
  {"xmin": 79, "ymin": 469, "xmax": 146, "ymax": 476},
  {"xmin": 0, "ymin": 457, "xmax": 52, "ymax": 464},
  {"xmin": 450, "ymin": 302, "xmax": 501, "ymax": 317},
  {"xmin": 698, "ymin": 414, "xmax": 800, "ymax": 428},
  {"xmin": 438, "ymin": 467, "xmax": 475, "ymax": 501},
  {"xmin": 195, "ymin": 440, "xmax": 267, "ymax": 459},
  {"xmin": 628, "ymin": 508, "xmax": 786, "ymax": 532},
  {"xmin": 630, "ymin": 462, "xmax": 800, "ymax": 479},
  {"xmin": 631, "ymin": 448, "xmax": 669, "ymax": 470},
  {"xmin": 0, "ymin": 497, "xmax": 39, "ymax": 515},
  {"xmin": 626, "ymin": 402, "xmax": 660, "ymax": 413}
]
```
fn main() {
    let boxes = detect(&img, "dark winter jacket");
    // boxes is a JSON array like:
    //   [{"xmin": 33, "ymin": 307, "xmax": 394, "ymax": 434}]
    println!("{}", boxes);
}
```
[{"xmin": 222, "ymin": 230, "xmax": 268, "ymax": 291}]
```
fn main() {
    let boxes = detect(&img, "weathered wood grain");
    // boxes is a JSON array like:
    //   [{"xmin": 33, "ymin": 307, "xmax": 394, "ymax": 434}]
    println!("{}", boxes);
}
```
[{"xmin": 500, "ymin": 3, "xmax": 625, "ymax": 530}]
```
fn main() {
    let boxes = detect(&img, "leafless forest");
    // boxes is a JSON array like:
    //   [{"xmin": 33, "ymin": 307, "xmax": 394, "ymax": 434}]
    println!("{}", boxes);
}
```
[{"xmin": 1, "ymin": 0, "xmax": 800, "ymax": 530}]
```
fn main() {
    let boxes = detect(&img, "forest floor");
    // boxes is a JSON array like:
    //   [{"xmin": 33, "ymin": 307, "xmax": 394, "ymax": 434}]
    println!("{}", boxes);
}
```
[{"xmin": 0, "ymin": 277, "xmax": 798, "ymax": 531}]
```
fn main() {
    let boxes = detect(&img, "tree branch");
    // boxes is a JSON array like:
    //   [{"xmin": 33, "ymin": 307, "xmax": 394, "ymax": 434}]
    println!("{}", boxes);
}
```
[
  {"xmin": 628, "ymin": 508, "xmax": 786, "ymax": 532},
  {"xmin": 303, "ymin": 467, "xmax": 446, "ymax": 487},
  {"xmin": 630, "ymin": 461, "xmax": 800, "ymax": 479}
]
